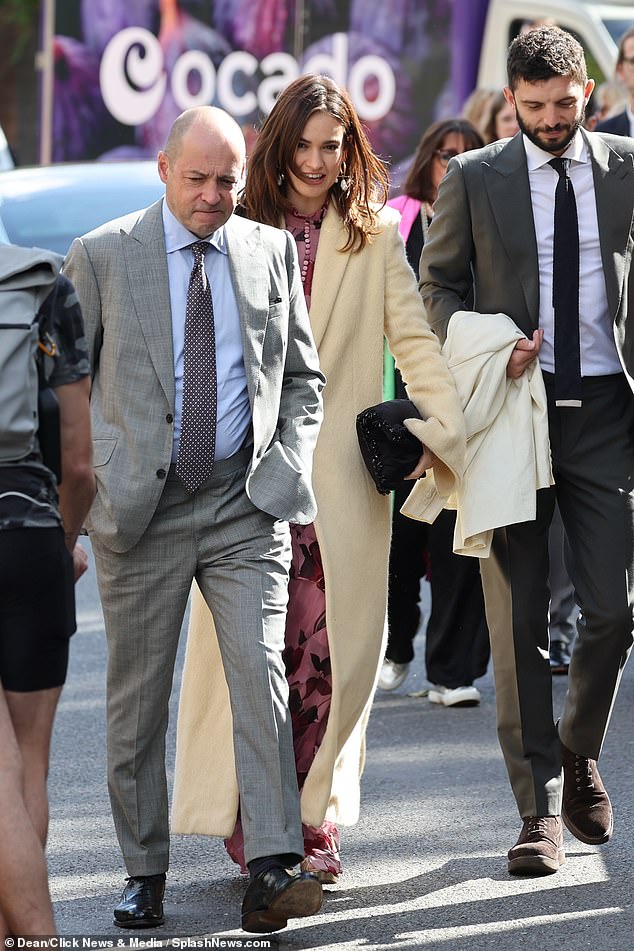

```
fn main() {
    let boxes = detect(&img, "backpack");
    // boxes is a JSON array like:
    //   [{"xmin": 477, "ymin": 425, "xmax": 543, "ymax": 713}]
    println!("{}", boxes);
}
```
[{"xmin": 0, "ymin": 244, "xmax": 64, "ymax": 470}]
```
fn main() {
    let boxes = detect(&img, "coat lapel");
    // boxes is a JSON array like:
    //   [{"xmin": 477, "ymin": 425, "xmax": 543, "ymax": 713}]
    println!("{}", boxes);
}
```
[
  {"xmin": 224, "ymin": 217, "xmax": 269, "ymax": 407},
  {"xmin": 585, "ymin": 129, "xmax": 634, "ymax": 319},
  {"xmin": 309, "ymin": 201, "xmax": 351, "ymax": 348},
  {"xmin": 482, "ymin": 135, "xmax": 540, "ymax": 329},
  {"xmin": 123, "ymin": 201, "xmax": 176, "ymax": 407}
]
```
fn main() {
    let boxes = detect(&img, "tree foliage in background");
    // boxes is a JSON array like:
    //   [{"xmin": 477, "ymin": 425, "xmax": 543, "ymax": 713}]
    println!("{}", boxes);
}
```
[{"xmin": 0, "ymin": 0, "xmax": 40, "ymax": 59}]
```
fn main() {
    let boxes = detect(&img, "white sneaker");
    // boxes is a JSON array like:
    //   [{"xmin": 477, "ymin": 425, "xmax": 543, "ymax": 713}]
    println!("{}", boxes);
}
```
[
  {"xmin": 377, "ymin": 659, "xmax": 410, "ymax": 691},
  {"xmin": 427, "ymin": 684, "xmax": 481, "ymax": 707}
]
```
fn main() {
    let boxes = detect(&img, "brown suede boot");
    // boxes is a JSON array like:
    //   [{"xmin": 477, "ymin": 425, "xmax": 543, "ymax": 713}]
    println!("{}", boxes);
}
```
[
  {"xmin": 507, "ymin": 816, "xmax": 565, "ymax": 876},
  {"xmin": 561, "ymin": 742, "xmax": 613, "ymax": 844}
]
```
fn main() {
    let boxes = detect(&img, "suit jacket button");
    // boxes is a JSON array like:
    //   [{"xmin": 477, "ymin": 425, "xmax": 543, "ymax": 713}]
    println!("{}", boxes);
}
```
[
  {"xmin": 166, "ymin": 414, "xmax": 173, "ymax": 423},
  {"xmin": 156, "ymin": 468, "xmax": 166, "ymax": 479}
]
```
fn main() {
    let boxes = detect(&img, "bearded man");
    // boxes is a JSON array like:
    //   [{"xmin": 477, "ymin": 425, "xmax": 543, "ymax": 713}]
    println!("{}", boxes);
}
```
[{"xmin": 420, "ymin": 25, "xmax": 634, "ymax": 876}]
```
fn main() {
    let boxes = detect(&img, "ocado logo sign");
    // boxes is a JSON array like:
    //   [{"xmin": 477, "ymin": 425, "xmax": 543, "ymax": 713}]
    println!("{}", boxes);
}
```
[{"xmin": 99, "ymin": 28, "xmax": 396, "ymax": 125}]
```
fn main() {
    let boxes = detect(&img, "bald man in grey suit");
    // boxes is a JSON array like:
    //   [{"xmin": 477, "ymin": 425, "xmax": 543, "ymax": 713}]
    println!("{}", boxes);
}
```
[
  {"xmin": 421, "ymin": 27, "xmax": 634, "ymax": 876},
  {"xmin": 64, "ymin": 107, "xmax": 325, "ymax": 933}
]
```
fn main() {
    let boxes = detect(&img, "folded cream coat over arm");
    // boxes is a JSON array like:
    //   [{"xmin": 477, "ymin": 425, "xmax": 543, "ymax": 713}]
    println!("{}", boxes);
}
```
[{"xmin": 402, "ymin": 311, "xmax": 554, "ymax": 556}]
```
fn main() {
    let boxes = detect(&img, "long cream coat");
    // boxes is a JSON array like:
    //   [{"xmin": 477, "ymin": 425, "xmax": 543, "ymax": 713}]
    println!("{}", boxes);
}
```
[{"xmin": 171, "ymin": 202, "xmax": 465, "ymax": 836}]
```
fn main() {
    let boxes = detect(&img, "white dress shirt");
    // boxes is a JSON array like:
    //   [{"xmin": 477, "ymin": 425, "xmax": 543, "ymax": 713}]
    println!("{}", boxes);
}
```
[
  {"xmin": 524, "ymin": 131, "xmax": 622, "ymax": 376},
  {"xmin": 162, "ymin": 200, "xmax": 251, "ymax": 462}
]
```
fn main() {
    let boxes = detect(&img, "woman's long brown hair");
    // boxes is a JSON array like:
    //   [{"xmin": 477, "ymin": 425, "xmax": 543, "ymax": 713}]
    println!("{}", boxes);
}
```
[{"xmin": 240, "ymin": 73, "xmax": 389, "ymax": 251}]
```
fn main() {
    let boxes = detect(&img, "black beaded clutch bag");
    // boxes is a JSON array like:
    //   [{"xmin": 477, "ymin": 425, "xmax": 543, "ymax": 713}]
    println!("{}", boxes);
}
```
[{"xmin": 356, "ymin": 399, "xmax": 424, "ymax": 495}]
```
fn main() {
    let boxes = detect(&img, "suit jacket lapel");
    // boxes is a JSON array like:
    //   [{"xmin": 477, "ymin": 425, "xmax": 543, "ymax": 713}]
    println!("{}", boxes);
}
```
[
  {"xmin": 482, "ymin": 134, "xmax": 540, "ymax": 329},
  {"xmin": 224, "ymin": 217, "xmax": 268, "ymax": 407},
  {"xmin": 585, "ymin": 129, "xmax": 634, "ymax": 318},
  {"xmin": 124, "ymin": 200, "xmax": 176, "ymax": 407},
  {"xmin": 310, "ymin": 201, "xmax": 351, "ymax": 348}
]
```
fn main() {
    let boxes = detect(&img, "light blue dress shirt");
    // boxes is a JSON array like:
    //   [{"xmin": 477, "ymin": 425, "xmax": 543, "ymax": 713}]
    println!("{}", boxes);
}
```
[{"xmin": 162, "ymin": 200, "xmax": 251, "ymax": 463}]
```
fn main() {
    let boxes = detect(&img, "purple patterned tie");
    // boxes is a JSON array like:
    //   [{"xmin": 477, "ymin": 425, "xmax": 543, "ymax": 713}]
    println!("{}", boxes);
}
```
[{"xmin": 176, "ymin": 240, "xmax": 217, "ymax": 493}]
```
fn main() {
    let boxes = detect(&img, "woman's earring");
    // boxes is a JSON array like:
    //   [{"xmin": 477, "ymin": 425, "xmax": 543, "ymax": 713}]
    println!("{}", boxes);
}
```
[
  {"xmin": 277, "ymin": 170, "xmax": 285, "ymax": 186},
  {"xmin": 339, "ymin": 176, "xmax": 349, "ymax": 193}
]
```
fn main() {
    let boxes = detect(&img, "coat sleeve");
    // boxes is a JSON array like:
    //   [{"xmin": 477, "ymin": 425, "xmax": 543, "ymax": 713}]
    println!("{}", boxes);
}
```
[
  {"xmin": 381, "ymin": 214, "xmax": 466, "ymax": 500},
  {"xmin": 419, "ymin": 158, "xmax": 476, "ymax": 345}
]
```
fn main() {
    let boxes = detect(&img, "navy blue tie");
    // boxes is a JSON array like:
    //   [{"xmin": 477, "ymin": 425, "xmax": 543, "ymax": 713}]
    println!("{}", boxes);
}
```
[{"xmin": 549, "ymin": 157, "xmax": 582, "ymax": 407}]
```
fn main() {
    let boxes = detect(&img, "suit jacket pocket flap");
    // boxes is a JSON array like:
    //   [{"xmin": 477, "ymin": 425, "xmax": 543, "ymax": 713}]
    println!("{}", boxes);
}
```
[{"xmin": 93, "ymin": 436, "xmax": 117, "ymax": 467}]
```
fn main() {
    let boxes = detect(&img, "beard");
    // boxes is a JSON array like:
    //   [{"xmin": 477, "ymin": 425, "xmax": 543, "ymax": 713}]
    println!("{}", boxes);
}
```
[{"xmin": 516, "ymin": 107, "xmax": 584, "ymax": 154}]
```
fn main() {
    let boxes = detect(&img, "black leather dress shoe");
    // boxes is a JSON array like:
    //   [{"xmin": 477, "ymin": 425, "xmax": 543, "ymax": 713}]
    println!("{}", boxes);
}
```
[
  {"xmin": 113, "ymin": 873, "xmax": 166, "ymax": 928},
  {"xmin": 241, "ymin": 867, "xmax": 323, "ymax": 933},
  {"xmin": 549, "ymin": 641, "xmax": 571, "ymax": 675}
]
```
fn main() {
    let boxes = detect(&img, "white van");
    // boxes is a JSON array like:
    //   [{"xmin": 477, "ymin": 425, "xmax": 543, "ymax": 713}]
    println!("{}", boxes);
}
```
[{"xmin": 478, "ymin": 0, "xmax": 634, "ymax": 88}]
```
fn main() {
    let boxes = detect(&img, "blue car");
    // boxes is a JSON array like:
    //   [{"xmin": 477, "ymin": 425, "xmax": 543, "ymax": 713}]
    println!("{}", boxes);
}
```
[{"xmin": 0, "ymin": 161, "xmax": 164, "ymax": 254}]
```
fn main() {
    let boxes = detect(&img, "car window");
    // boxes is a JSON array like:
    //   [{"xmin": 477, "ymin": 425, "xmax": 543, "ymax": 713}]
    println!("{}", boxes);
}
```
[{"xmin": 0, "ymin": 171, "xmax": 163, "ymax": 254}]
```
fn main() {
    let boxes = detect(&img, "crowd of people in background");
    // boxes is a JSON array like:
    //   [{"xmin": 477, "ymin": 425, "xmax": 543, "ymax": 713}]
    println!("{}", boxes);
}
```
[{"xmin": 1, "ymin": 15, "xmax": 634, "ymax": 942}]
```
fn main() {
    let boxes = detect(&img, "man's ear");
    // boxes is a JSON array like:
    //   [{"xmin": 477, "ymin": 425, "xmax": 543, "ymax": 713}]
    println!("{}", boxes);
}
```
[{"xmin": 157, "ymin": 151, "xmax": 169, "ymax": 185}]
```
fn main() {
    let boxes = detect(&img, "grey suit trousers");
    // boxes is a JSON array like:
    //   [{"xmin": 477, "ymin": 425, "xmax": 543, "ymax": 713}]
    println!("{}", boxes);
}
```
[
  {"xmin": 91, "ymin": 447, "xmax": 303, "ymax": 875},
  {"xmin": 480, "ymin": 373, "xmax": 634, "ymax": 818}
]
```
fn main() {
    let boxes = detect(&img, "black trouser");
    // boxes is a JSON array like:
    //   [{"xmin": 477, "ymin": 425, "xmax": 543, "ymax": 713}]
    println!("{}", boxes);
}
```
[
  {"xmin": 387, "ymin": 500, "xmax": 490, "ymax": 687},
  {"xmin": 548, "ymin": 502, "xmax": 578, "ymax": 647},
  {"xmin": 480, "ymin": 372, "xmax": 634, "ymax": 816}
]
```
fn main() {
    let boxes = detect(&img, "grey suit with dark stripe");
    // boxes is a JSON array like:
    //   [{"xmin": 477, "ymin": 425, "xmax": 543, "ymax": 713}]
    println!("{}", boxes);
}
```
[
  {"xmin": 421, "ymin": 129, "xmax": 634, "ymax": 818},
  {"xmin": 64, "ymin": 203, "xmax": 324, "ymax": 874}
]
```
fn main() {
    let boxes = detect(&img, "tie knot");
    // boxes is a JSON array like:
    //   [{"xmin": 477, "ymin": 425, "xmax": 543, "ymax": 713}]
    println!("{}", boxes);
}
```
[
  {"xmin": 190, "ymin": 241, "xmax": 210, "ymax": 264},
  {"xmin": 549, "ymin": 157, "xmax": 568, "ymax": 178}
]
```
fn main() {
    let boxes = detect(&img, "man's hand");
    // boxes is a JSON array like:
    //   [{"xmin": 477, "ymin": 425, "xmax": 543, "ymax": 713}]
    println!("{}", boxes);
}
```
[
  {"xmin": 405, "ymin": 448, "xmax": 437, "ymax": 480},
  {"xmin": 506, "ymin": 329, "xmax": 543, "ymax": 379},
  {"xmin": 72, "ymin": 542, "xmax": 89, "ymax": 582}
]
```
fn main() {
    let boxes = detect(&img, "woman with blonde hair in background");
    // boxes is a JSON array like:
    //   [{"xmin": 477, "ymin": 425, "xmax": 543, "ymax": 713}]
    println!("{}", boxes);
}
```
[
  {"xmin": 171, "ymin": 74, "xmax": 465, "ymax": 884},
  {"xmin": 461, "ymin": 87, "xmax": 496, "ymax": 132},
  {"xmin": 478, "ymin": 89, "xmax": 519, "ymax": 144}
]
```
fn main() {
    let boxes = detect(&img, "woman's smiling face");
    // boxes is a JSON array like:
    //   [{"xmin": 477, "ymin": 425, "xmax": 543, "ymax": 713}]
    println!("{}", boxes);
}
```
[{"xmin": 285, "ymin": 111, "xmax": 345, "ymax": 214}]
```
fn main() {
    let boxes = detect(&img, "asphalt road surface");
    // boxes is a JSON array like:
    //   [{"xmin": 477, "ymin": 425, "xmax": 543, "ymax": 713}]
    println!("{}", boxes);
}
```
[{"xmin": 46, "ymin": 544, "xmax": 634, "ymax": 950}]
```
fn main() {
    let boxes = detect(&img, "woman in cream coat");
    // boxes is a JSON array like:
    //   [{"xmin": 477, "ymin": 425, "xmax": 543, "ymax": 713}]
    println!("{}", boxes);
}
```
[{"xmin": 172, "ymin": 74, "xmax": 465, "ymax": 882}]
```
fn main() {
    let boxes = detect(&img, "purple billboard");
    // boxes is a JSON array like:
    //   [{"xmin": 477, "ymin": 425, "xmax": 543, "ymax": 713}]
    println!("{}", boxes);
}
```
[{"xmin": 50, "ymin": 0, "xmax": 467, "ymax": 177}]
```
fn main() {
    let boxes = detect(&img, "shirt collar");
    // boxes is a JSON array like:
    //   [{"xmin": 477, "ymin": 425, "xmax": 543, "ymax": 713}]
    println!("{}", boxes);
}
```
[
  {"xmin": 523, "ymin": 128, "xmax": 587, "ymax": 171},
  {"xmin": 161, "ymin": 198, "xmax": 228, "ymax": 255}
]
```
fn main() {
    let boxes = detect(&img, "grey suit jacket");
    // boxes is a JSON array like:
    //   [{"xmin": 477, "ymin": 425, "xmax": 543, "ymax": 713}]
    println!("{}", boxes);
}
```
[
  {"xmin": 420, "ymin": 129, "xmax": 634, "ymax": 386},
  {"xmin": 64, "ymin": 201, "xmax": 324, "ymax": 553}
]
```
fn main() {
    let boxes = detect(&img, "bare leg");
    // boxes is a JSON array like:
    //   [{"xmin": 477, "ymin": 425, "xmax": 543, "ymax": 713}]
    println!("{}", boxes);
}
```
[
  {"xmin": 0, "ymin": 686, "xmax": 61, "ymax": 936},
  {"xmin": 5, "ymin": 686, "xmax": 62, "ymax": 844}
]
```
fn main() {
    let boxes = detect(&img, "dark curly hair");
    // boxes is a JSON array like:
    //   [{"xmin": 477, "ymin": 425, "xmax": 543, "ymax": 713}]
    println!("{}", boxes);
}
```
[{"xmin": 507, "ymin": 26, "xmax": 587, "ymax": 90}]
